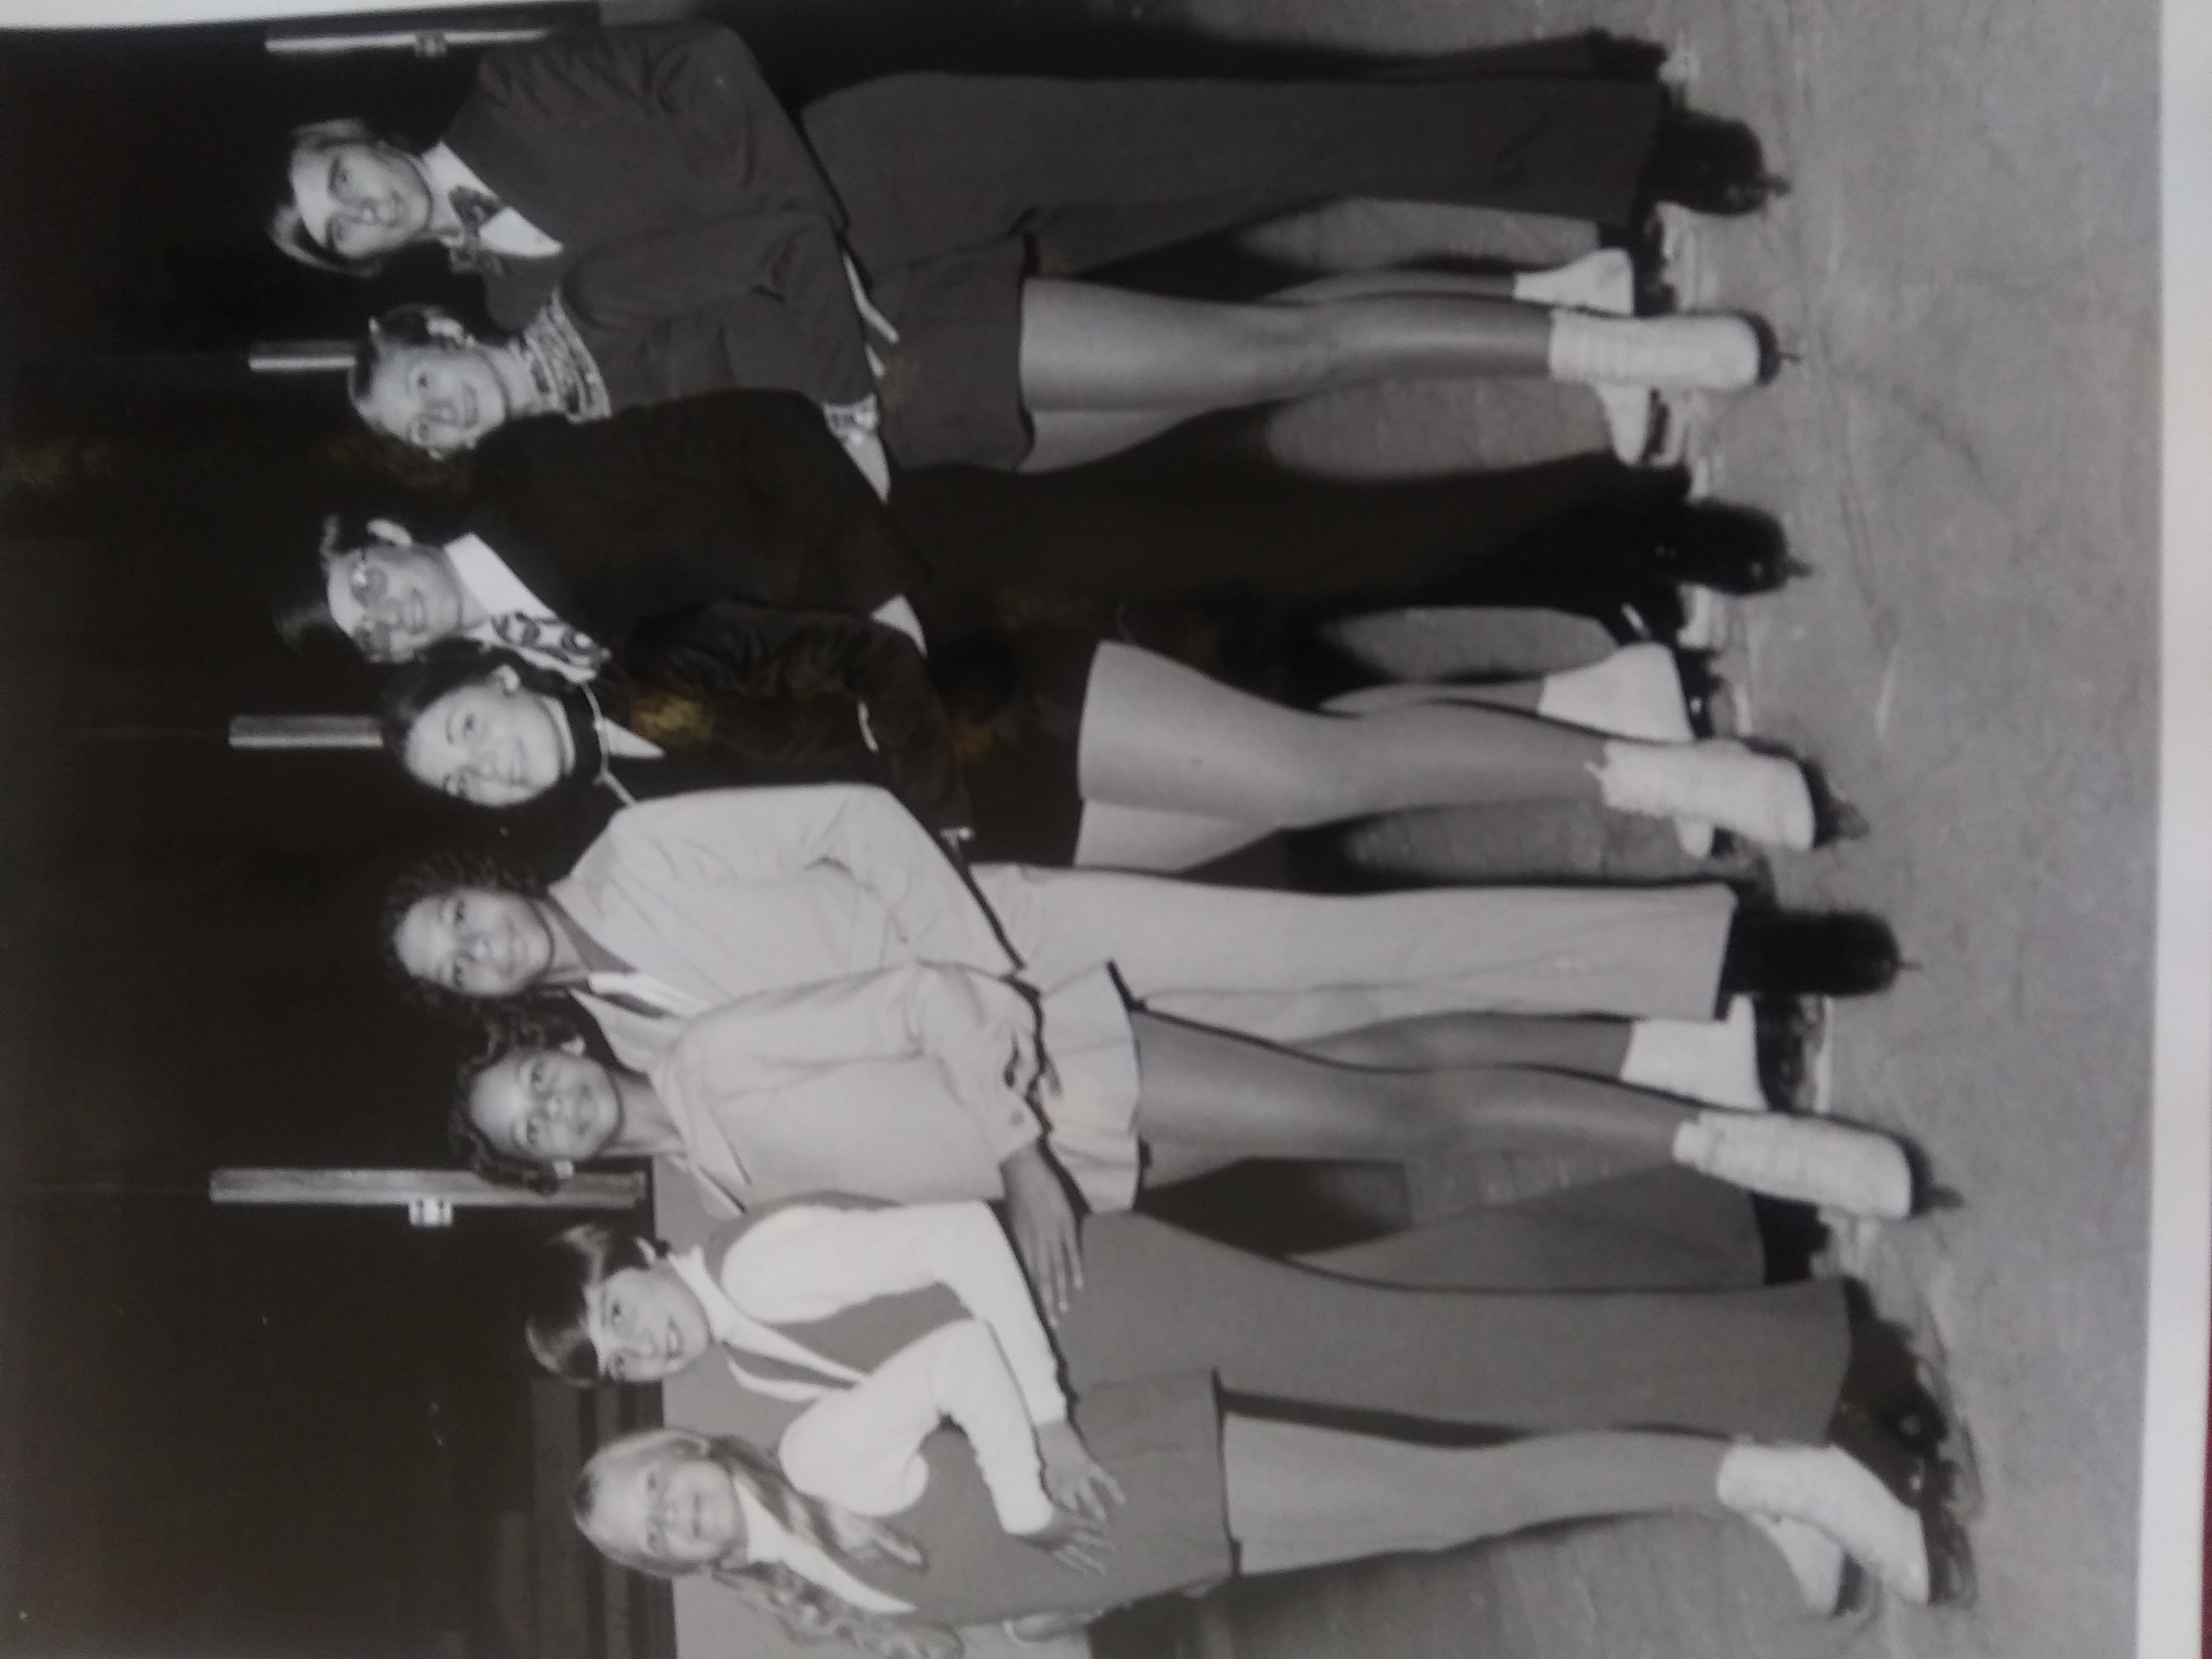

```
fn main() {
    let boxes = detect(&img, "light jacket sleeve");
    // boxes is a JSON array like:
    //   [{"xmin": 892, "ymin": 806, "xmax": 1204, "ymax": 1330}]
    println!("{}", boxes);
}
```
[
  {"xmin": 609, "ymin": 787, "xmax": 1017, "ymax": 971},
  {"xmin": 665, "ymin": 966, "xmax": 1040, "ymax": 1162},
  {"xmin": 726, "ymin": 1202, "xmax": 1068, "ymax": 1426},
  {"xmin": 779, "ymin": 1319, "xmax": 1055, "ymax": 1536}
]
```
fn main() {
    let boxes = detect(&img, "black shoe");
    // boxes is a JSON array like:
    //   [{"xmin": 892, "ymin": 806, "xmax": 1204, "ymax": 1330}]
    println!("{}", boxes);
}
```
[
  {"xmin": 1646, "ymin": 500, "xmax": 1797, "ymax": 593},
  {"xmin": 1750, "ymin": 992, "xmax": 1823, "ymax": 1109},
  {"xmin": 1641, "ymin": 110, "xmax": 1787, "ymax": 217},
  {"xmin": 1721, "ymin": 911, "xmax": 1901, "ymax": 998}
]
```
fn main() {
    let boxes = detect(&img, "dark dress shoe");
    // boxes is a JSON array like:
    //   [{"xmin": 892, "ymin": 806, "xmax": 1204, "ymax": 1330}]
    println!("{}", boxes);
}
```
[
  {"xmin": 1641, "ymin": 110, "xmax": 1788, "ymax": 216},
  {"xmin": 1646, "ymin": 500, "xmax": 1797, "ymax": 593},
  {"xmin": 1721, "ymin": 910, "xmax": 1902, "ymax": 999}
]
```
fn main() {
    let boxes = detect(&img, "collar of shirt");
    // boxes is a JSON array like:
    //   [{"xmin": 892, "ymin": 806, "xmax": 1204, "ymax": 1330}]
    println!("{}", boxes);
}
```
[
  {"xmin": 664, "ymin": 1247, "xmax": 868, "ymax": 1391},
  {"xmin": 419, "ymin": 142, "xmax": 564, "ymax": 258},
  {"xmin": 731, "ymin": 1483, "xmax": 916, "ymax": 1616},
  {"xmin": 444, "ymin": 533, "xmax": 605, "ymax": 685},
  {"xmin": 444, "ymin": 531, "xmax": 556, "ymax": 620}
]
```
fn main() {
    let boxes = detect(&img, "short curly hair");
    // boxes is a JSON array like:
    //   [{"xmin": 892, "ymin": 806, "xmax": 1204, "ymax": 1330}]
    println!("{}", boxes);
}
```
[
  {"xmin": 449, "ymin": 1002, "xmax": 610, "ymax": 1194},
  {"xmin": 377, "ymin": 846, "xmax": 553, "ymax": 1018}
]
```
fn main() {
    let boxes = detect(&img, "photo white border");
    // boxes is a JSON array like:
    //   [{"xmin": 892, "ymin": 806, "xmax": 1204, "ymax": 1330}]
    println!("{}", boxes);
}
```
[
  {"xmin": 2142, "ymin": 0, "xmax": 2212, "ymax": 1651},
  {"xmin": 0, "ymin": 0, "xmax": 2200, "ymax": 1645}
]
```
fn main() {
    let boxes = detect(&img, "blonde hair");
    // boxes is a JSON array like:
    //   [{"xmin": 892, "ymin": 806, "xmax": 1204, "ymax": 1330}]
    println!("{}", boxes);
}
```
[{"xmin": 575, "ymin": 1429, "xmax": 954, "ymax": 1658}]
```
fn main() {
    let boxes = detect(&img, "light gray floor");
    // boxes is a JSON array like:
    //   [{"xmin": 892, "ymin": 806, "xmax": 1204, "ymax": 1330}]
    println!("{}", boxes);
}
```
[{"xmin": 1121, "ymin": 1, "xmax": 2160, "ymax": 1655}]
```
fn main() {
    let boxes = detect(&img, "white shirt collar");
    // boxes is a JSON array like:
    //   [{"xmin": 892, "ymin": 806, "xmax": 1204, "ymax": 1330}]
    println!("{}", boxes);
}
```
[
  {"xmin": 419, "ymin": 143, "xmax": 563, "ymax": 257},
  {"xmin": 665, "ymin": 1247, "xmax": 867, "ymax": 1389},
  {"xmin": 443, "ymin": 531, "xmax": 556, "ymax": 620},
  {"xmin": 732, "ymin": 1483, "xmax": 914, "ymax": 1615}
]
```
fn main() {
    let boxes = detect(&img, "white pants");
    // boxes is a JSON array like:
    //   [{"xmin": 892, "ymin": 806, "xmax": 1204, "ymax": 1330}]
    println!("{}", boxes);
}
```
[{"xmin": 968, "ymin": 866, "xmax": 1736, "ymax": 1040}]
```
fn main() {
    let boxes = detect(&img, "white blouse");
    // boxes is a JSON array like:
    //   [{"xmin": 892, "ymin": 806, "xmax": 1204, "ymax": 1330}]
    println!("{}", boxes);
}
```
[
  {"xmin": 549, "ymin": 787, "xmax": 1021, "ymax": 1070},
  {"xmin": 679, "ymin": 1201, "xmax": 1068, "ymax": 1544}
]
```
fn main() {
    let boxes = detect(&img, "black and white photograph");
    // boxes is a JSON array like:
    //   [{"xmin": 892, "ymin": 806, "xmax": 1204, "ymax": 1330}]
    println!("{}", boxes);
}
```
[{"xmin": 0, "ymin": 0, "xmax": 2198, "ymax": 1656}]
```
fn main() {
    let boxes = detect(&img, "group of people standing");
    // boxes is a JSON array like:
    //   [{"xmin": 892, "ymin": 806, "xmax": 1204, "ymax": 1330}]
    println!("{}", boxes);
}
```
[{"xmin": 258, "ymin": 18, "xmax": 1969, "ymax": 1656}]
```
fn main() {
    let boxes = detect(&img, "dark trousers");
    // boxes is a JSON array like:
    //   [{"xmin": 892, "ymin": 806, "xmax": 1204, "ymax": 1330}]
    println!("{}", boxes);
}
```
[
  {"xmin": 893, "ymin": 451, "xmax": 1687, "ymax": 618},
  {"xmin": 804, "ymin": 58, "xmax": 1666, "ymax": 277}
]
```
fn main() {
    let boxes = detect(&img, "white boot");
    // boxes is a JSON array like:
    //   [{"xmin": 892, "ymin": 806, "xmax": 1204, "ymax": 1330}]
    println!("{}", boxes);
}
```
[
  {"xmin": 1716, "ymin": 1443, "xmax": 1931, "ymax": 1606},
  {"xmin": 1512, "ymin": 248, "xmax": 1636, "ymax": 316},
  {"xmin": 1671, "ymin": 1112, "xmax": 1914, "ymax": 1218},
  {"xmin": 1548, "ymin": 310, "xmax": 1763, "ymax": 392},
  {"xmin": 1593, "ymin": 738, "xmax": 1817, "ymax": 852},
  {"xmin": 1535, "ymin": 644, "xmax": 1694, "ymax": 742},
  {"xmin": 1748, "ymin": 1514, "xmax": 1849, "ymax": 1615},
  {"xmin": 1676, "ymin": 585, "xmax": 1735, "ymax": 653},
  {"xmin": 1595, "ymin": 383, "xmax": 1658, "ymax": 464},
  {"xmin": 1622, "ymin": 998, "xmax": 1763, "ymax": 1111}
]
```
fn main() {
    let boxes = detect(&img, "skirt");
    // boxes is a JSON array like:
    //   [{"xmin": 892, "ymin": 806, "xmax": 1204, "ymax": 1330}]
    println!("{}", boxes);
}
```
[
  {"xmin": 846, "ymin": 1370, "xmax": 1232, "ymax": 1626},
  {"xmin": 870, "ymin": 241, "xmax": 1033, "ymax": 472}
]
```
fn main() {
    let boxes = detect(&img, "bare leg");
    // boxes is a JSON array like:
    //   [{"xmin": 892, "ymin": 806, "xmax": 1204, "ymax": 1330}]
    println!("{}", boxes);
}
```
[
  {"xmin": 1023, "ymin": 408, "xmax": 1202, "ymax": 473},
  {"xmin": 1130, "ymin": 1012, "xmax": 1689, "ymax": 1164},
  {"xmin": 1019, "ymin": 279, "xmax": 1553, "ymax": 413},
  {"xmin": 1071, "ymin": 801, "xmax": 1271, "ymax": 874},
  {"xmin": 1223, "ymin": 1418, "xmax": 1725, "ymax": 1574},
  {"xmin": 1079, "ymin": 640, "xmax": 1603, "ymax": 826},
  {"xmin": 1294, "ymin": 1010, "xmax": 1633, "ymax": 1076}
]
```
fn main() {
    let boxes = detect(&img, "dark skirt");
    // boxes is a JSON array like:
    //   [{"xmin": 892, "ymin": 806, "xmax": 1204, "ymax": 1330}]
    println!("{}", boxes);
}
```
[
  {"xmin": 872, "ymin": 241, "xmax": 1033, "ymax": 471},
  {"xmin": 848, "ymin": 1370, "xmax": 1232, "ymax": 1625}
]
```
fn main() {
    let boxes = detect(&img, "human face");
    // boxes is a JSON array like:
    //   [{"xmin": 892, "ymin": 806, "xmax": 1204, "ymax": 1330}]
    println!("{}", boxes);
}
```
[
  {"xmin": 356, "ymin": 341, "xmax": 510, "ymax": 453},
  {"xmin": 467, "ymin": 1046, "xmax": 621, "ymax": 1166},
  {"xmin": 290, "ymin": 139, "xmax": 433, "ymax": 263},
  {"xmin": 405, "ymin": 675, "xmax": 573, "ymax": 805},
  {"xmin": 589, "ymin": 1442, "xmax": 745, "ymax": 1570},
  {"xmin": 392, "ymin": 886, "xmax": 554, "ymax": 997},
  {"xmin": 583, "ymin": 1265, "xmax": 712, "ymax": 1383},
  {"xmin": 324, "ymin": 539, "xmax": 465, "ymax": 661}
]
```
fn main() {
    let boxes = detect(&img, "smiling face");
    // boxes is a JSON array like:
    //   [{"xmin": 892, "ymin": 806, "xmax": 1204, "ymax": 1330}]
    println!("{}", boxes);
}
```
[
  {"xmin": 468, "ymin": 1045, "xmax": 621, "ymax": 1167},
  {"xmin": 582, "ymin": 1263, "xmax": 712, "ymax": 1383},
  {"xmin": 405, "ymin": 672, "xmax": 574, "ymax": 806},
  {"xmin": 289, "ymin": 138, "xmax": 433, "ymax": 264},
  {"xmin": 392, "ymin": 886, "xmax": 555, "ymax": 998},
  {"xmin": 355, "ymin": 337, "xmax": 510, "ymax": 454},
  {"xmin": 325, "ymin": 538, "xmax": 466, "ymax": 662},
  {"xmin": 584, "ymin": 1436, "xmax": 745, "ymax": 1572}
]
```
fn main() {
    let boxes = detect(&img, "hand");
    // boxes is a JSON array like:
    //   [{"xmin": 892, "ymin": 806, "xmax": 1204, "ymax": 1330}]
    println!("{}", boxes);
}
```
[
  {"xmin": 1036, "ymin": 1420, "xmax": 1126, "ymax": 1525},
  {"xmin": 879, "ymin": 1624, "xmax": 964, "ymax": 1659},
  {"xmin": 1019, "ymin": 1504, "xmax": 1115, "ymax": 1576},
  {"xmin": 998, "ymin": 1143, "xmax": 1084, "ymax": 1325}
]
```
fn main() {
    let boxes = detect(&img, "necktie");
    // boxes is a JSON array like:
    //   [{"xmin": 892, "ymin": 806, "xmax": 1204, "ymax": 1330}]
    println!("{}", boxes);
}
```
[
  {"xmin": 489, "ymin": 612, "xmax": 609, "ymax": 674},
  {"xmin": 446, "ymin": 184, "xmax": 506, "ymax": 275}
]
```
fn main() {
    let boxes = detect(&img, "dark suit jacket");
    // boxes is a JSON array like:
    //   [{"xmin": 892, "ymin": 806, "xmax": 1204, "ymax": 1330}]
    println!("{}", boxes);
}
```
[
  {"xmin": 441, "ymin": 23, "xmax": 874, "ymax": 405},
  {"xmin": 465, "ymin": 392, "xmax": 928, "ymax": 646}
]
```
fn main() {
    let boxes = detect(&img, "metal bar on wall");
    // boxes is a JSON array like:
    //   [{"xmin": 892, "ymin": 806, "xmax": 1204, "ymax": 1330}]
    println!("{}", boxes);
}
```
[
  {"xmin": 248, "ymin": 342, "xmax": 356, "ymax": 375},
  {"xmin": 210, "ymin": 1168, "xmax": 648, "ymax": 1229},
  {"xmin": 229, "ymin": 714, "xmax": 383, "ymax": 750},
  {"xmin": 266, "ymin": 22, "xmax": 550, "ymax": 54}
]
